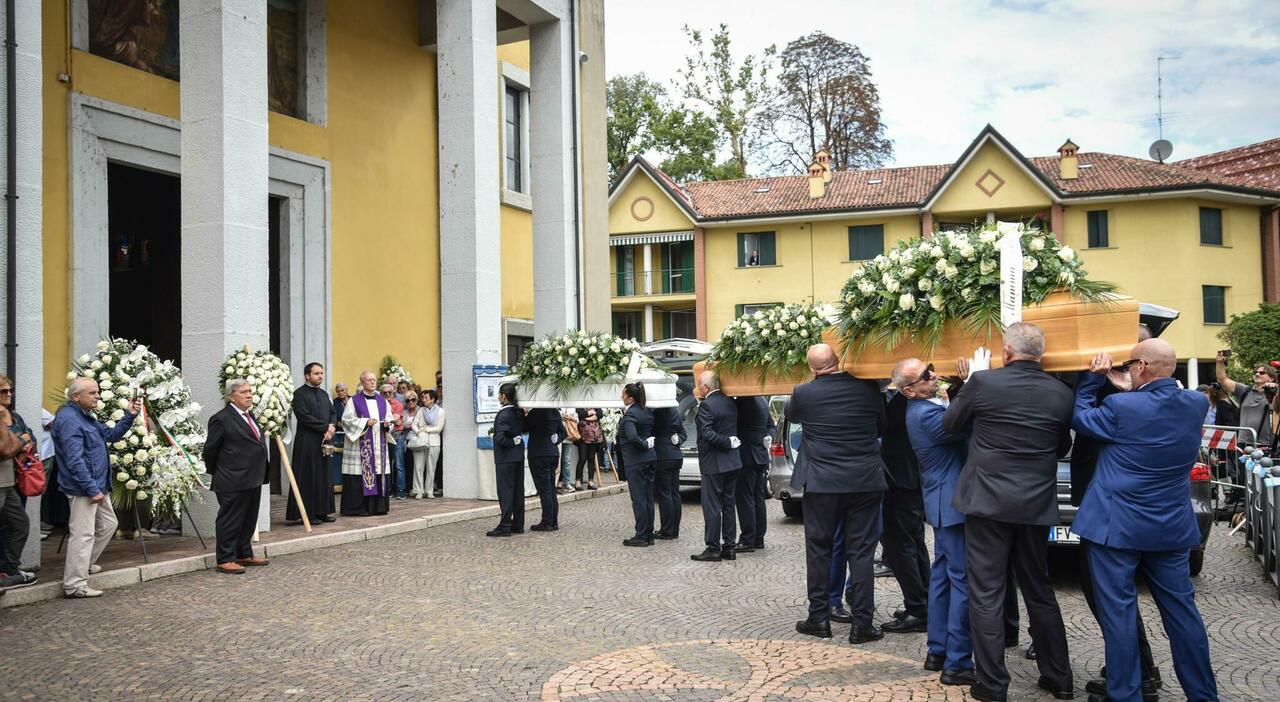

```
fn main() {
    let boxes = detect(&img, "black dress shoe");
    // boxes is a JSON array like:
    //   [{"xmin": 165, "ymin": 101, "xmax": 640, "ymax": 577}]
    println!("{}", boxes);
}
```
[
  {"xmin": 622, "ymin": 538, "xmax": 650, "ymax": 547},
  {"xmin": 530, "ymin": 524, "xmax": 557, "ymax": 532},
  {"xmin": 654, "ymin": 533, "xmax": 677, "ymax": 540},
  {"xmin": 940, "ymin": 668, "xmax": 976, "ymax": 686},
  {"xmin": 1038, "ymin": 676, "xmax": 1075, "ymax": 700},
  {"xmin": 485, "ymin": 529, "xmax": 512, "ymax": 537},
  {"xmin": 893, "ymin": 608, "xmax": 908, "ymax": 620},
  {"xmin": 829, "ymin": 605, "xmax": 853, "ymax": 624},
  {"xmin": 923, "ymin": 653, "xmax": 945, "ymax": 671},
  {"xmin": 881, "ymin": 613, "xmax": 928, "ymax": 633},
  {"xmin": 1086, "ymin": 678, "xmax": 1159, "ymax": 701},
  {"xmin": 1086, "ymin": 695, "xmax": 1108, "ymax": 702},
  {"xmin": 795, "ymin": 618, "xmax": 832, "ymax": 639},
  {"xmin": 734, "ymin": 543, "xmax": 755, "ymax": 553},
  {"xmin": 848, "ymin": 624, "xmax": 884, "ymax": 644},
  {"xmin": 969, "ymin": 683, "xmax": 1008, "ymax": 702},
  {"xmin": 1025, "ymin": 642, "xmax": 1038, "ymax": 660},
  {"xmin": 317, "ymin": 515, "xmax": 336, "ymax": 523},
  {"xmin": 720, "ymin": 547, "xmax": 736, "ymax": 561},
  {"xmin": 873, "ymin": 561, "xmax": 893, "ymax": 578},
  {"xmin": 690, "ymin": 548, "xmax": 721, "ymax": 561},
  {"xmin": 511, "ymin": 528, "xmax": 525, "ymax": 534}
]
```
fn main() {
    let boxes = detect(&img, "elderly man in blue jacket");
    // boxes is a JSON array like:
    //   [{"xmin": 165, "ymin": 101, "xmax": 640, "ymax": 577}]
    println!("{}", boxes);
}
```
[
  {"xmin": 1073, "ymin": 339, "xmax": 1218, "ymax": 702},
  {"xmin": 896, "ymin": 358, "xmax": 974, "ymax": 687}
]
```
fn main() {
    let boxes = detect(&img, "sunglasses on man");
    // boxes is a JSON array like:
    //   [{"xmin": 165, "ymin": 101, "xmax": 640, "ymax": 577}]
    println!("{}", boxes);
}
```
[
  {"xmin": 905, "ymin": 364, "xmax": 935, "ymax": 388},
  {"xmin": 1114, "ymin": 358, "xmax": 1146, "ymax": 372}
]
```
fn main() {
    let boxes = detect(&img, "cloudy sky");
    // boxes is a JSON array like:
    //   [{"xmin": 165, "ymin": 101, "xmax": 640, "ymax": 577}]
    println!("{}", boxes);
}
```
[{"xmin": 604, "ymin": 0, "xmax": 1280, "ymax": 170}]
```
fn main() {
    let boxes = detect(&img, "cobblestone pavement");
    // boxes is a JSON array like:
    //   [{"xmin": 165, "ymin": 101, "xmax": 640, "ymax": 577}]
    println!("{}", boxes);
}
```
[{"xmin": 2, "ymin": 492, "xmax": 1278, "ymax": 701}]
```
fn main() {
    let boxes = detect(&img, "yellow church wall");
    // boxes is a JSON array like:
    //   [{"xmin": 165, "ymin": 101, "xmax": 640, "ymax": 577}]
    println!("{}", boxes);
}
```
[
  {"xmin": 932, "ymin": 142, "xmax": 1053, "ymax": 217},
  {"xmin": 608, "ymin": 174, "xmax": 695, "ymax": 235},
  {"xmin": 40, "ymin": 0, "xmax": 71, "ymax": 400},
  {"xmin": 501, "ymin": 206, "xmax": 535, "ymax": 321}
]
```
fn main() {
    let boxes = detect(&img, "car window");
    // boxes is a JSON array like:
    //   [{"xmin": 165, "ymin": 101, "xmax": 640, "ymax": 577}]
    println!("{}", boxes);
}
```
[{"xmin": 677, "ymin": 378, "xmax": 698, "ymax": 454}]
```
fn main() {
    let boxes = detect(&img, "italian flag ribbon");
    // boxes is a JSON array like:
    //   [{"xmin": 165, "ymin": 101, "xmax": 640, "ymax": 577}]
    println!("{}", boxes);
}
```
[{"xmin": 142, "ymin": 394, "xmax": 202, "ymax": 474}]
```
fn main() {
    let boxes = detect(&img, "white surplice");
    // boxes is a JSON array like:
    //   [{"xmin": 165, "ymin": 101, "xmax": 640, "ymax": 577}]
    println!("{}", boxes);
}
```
[{"xmin": 341, "ymin": 392, "xmax": 393, "ymax": 477}]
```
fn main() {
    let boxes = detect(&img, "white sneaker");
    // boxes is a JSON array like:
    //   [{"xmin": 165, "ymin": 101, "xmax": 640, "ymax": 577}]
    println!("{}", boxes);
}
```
[
  {"xmin": 65, "ymin": 587, "xmax": 104, "ymax": 598},
  {"xmin": 89, "ymin": 564, "xmax": 102, "ymax": 574}
]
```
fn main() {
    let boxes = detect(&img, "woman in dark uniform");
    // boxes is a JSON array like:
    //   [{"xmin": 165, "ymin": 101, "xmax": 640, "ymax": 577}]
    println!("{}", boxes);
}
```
[
  {"xmin": 618, "ymin": 382, "xmax": 657, "ymax": 547},
  {"xmin": 488, "ymin": 383, "xmax": 525, "ymax": 537},
  {"xmin": 652, "ymin": 404, "xmax": 687, "ymax": 540},
  {"xmin": 526, "ymin": 407, "xmax": 565, "ymax": 531}
]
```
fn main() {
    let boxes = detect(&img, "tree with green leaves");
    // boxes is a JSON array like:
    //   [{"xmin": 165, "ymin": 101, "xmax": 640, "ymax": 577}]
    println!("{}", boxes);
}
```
[
  {"xmin": 759, "ymin": 31, "xmax": 892, "ymax": 174},
  {"xmin": 606, "ymin": 73, "xmax": 665, "ymax": 181},
  {"xmin": 1218, "ymin": 302, "xmax": 1280, "ymax": 382},
  {"xmin": 607, "ymin": 72, "xmax": 739, "ymax": 184}
]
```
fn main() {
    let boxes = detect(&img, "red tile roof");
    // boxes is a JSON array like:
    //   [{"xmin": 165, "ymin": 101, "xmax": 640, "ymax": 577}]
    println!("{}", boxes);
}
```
[
  {"xmin": 1176, "ymin": 138, "xmax": 1280, "ymax": 191},
  {"xmin": 682, "ymin": 164, "xmax": 949, "ymax": 219},
  {"xmin": 1028, "ymin": 152, "xmax": 1257, "ymax": 194}
]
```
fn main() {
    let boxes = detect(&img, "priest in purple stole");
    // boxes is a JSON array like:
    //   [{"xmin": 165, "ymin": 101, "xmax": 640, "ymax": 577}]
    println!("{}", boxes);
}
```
[{"xmin": 339, "ymin": 371, "xmax": 394, "ymax": 516}]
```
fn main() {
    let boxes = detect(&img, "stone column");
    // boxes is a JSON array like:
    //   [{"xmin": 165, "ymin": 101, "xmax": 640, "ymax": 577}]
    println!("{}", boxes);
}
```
[
  {"xmin": 437, "ymin": 0, "xmax": 501, "ymax": 499},
  {"xmin": 179, "ymin": 0, "xmax": 270, "ymax": 535},
  {"xmin": 1, "ymin": 0, "xmax": 43, "ymax": 568},
  {"xmin": 643, "ymin": 304, "xmax": 654, "ymax": 343},
  {"xmin": 642, "ymin": 243, "xmax": 653, "ymax": 295},
  {"xmin": 693, "ymin": 227, "xmax": 707, "ymax": 340},
  {"xmin": 530, "ymin": 14, "xmax": 578, "ymax": 336},
  {"xmin": 1050, "ymin": 203, "xmax": 1064, "ymax": 242},
  {"xmin": 1186, "ymin": 358, "xmax": 1199, "ymax": 390}
]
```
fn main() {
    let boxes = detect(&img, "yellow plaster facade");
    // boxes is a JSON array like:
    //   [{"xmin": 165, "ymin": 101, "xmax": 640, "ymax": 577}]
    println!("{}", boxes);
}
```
[
  {"xmin": 931, "ymin": 143, "xmax": 1053, "ymax": 218},
  {"xmin": 608, "ymin": 173, "xmax": 694, "ymax": 235}
]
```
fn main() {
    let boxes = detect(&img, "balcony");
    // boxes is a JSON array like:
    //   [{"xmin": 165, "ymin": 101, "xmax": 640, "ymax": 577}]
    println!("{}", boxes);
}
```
[{"xmin": 615, "ymin": 267, "xmax": 695, "ymax": 297}]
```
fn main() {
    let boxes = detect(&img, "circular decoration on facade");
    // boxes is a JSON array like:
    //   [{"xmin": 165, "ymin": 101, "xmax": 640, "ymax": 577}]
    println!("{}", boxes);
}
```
[
  {"xmin": 540, "ymin": 638, "xmax": 967, "ymax": 701},
  {"xmin": 630, "ymin": 196, "xmax": 655, "ymax": 221}
]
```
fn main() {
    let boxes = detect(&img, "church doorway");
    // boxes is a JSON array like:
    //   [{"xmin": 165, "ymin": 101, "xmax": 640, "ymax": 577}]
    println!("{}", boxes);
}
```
[{"xmin": 107, "ymin": 163, "xmax": 182, "ymax": 361}]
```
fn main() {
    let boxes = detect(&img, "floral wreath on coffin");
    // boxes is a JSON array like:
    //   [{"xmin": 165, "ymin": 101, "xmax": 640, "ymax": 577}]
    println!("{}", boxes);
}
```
[{"xmin": 708, "ymin": 302, "xmax": 837, "ymax": 383}]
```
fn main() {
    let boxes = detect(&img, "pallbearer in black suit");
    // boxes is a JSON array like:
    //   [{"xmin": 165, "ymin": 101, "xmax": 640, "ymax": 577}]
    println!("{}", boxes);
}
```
[
  {"xmin": 786, "ymin": 344, "xmax": 886, "ymax": 644},
  {"xmin": 733, "ymin": 396, "xmax": 775, "ymax": 552},
  {"xmin": 202, "ymin": 379, "xmax": 271, "ymax": 575},
  {"xmin": 691, "ymin": 372, "xmax": 742, "ymax": 562},
  {"xmin": 526, "ymin": 408, "xmax": 566, "ymax": 532},
  {"xmin": 619, "ymin": 383, "xmax": 657, "ymax": 547},
  {"xmin": 942, "ymin": 323, "xmax": 1074, "ymax": 702},
  {"xmin": 287, "ymin": 362, "xmax": 337, "ymax": 525},
  {"xmin": 878, "ymin": 387, "xmax": 931, "ymax": 633},
  {"xmin": 652, "ymin": 405, "xmax": 686, "ymax": 540},
  {"xmin": 488, "ymin": 383, "xmax": 525, "ymax": 537}
]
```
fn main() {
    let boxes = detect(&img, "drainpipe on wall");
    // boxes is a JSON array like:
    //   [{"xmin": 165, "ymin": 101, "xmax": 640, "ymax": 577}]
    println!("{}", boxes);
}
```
[
  {"xmin": 569, "ymin": 0, "xmax": 582, "ymax": 329},
  {"xmin": 4, "ymin": 0, "xmax": 17, "ymax": 391}
]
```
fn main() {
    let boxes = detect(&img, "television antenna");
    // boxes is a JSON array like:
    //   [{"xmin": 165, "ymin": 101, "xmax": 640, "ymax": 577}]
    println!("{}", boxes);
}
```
[{"xmin": 1150, "ymin": 54, "xmax": 1180, "ymax": 162}]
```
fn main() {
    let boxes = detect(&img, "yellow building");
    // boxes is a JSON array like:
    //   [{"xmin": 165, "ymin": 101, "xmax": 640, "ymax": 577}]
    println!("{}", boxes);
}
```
[
  {"xmin": 0, "ymin": 0, "xmax": 609, "ymax": 516},
  {"xmin": 609, "ymin": 126, "xmax": 1280, "ymax": 384}
]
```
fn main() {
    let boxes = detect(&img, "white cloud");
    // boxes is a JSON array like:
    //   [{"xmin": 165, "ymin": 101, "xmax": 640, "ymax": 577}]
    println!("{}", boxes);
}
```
[{"xmin": 605, "ymin": 0, "xmax": 1280, "ymax": 168}]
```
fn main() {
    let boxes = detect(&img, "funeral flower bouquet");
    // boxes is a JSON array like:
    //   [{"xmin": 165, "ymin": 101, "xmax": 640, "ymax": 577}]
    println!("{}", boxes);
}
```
[
  {"xmin": 708, "ymin": 302, "xmax": 838, "ymax": 381},
  {"xmin": 218, "ymin": 348, "xmax": 295, "ymax": 438},
  {"xmin": 511, "ymin": 330, "xmax": 647, "ymax": 395},
  {"xmin": 836, "ymin": 222, "xmax": 1113, "ymax": 354},
  {"xmin": 64, "ymin": 339, "xmax": 207, "ymax": 519},
  {"xmin": 379, "ymin": 355, "xmax": 414, "ymax": 387},
  {"xmin": 599, "ymin": 408, "xmax": 623, "ymax": 444}
]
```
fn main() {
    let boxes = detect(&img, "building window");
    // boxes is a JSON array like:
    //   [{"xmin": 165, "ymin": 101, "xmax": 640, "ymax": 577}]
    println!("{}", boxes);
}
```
[
  {"xmin": 847, "ymin": 224, "xmax": 884, "ymax": 261},
  {"xmin": 612, "ymin": 311, "xmax": 641, "ymax": 339},
  {"xmin": 1086, "ymin": 210, "xmax": 1109, "ymax": 248},
  {"xmin": 504, "ymin": 85, "xmax": 525, "ymax": 193},
  {"xmin": 735, "ymin": 302, "xmax": 782, "ymax": 318},
  {"xmin": 738, "ymin": 232, "xmax": 776, "ymax": 267},
  {"xmin": 615, "ymin": 246, "xmax": 635, "ymax": 296},
  {"xmin": 1202, "ymin": 285, "xmax": 1226, "ymax": 324},
  {"xmin": 668, "ymin": 309, "xmax": 697, "ymax": 339},
  {"xmin": 506, "ymin": 335, "xmax": 534, "ymax": 365},
  {"xmin": 1199, "ymin": 207, "xmax": 1223, "ymax": 245}
]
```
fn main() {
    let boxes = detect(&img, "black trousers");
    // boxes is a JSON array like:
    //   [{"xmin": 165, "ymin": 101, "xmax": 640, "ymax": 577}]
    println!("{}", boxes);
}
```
[
  {"xmin": 654, "ymin": 458, "xmax": 683, "ymax": 537},
  {"xmin": 880, "ymin": 486, "xmax": 931, "ymax": 618},
  {"xmin": 700, "ymin": 470, "xmax": 738, "ymax": 549},
  {"xmin": 965, "ymin": 516, "xmax": 1072, "ymax": 694},
  {"xmin": 803, "ymin": 490, "xmax": 882, "ymax": 626},
  {"xmin": 215, "ymin": 488, "xmax": 261, "ymax": 564},
  {"xmin": 628, "ymin": 460, "xmax": 656, "ymax": 540},
  {"xmin": 575, "ymin": 442, "xmax": 604, "ymax": 483},
  {"xmin": 495, "ymin": 461, "xmax": 525, "ymax": 532},
  {"xmin": 735, "ymin": 464, "xmax": 768, "ymax": 548},
  {"xmin": 1080, "ymin": 540, "xmax": 1158, "ymax": 679},
  {"xmin": 529, "ymin": 455, "xmax": 559, "ymax": 528}
]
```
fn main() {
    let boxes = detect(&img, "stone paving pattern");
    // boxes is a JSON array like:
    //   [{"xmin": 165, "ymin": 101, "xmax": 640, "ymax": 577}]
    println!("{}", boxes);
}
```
[{"xmin": 2, "ymin": 492, "xmax": 1278, "ymax": 701}]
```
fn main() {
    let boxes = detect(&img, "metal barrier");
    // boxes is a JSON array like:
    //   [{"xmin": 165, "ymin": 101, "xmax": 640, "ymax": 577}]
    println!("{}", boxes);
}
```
[
  {"xmin": 1235, "ymin": 438, "xmax": 1279, "ymax": 596},
  {"xmin": 1201, "ymin": 425, "xmax": 1254, "ymax": 520}
]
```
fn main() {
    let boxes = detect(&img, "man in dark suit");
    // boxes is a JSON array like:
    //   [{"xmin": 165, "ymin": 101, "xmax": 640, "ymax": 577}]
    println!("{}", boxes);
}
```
[
  {"xmin": 734, "ymin": 396, "xmax": 775, "ymax": 552},
  {"xmin": 786, "ymin": 343, "xmax": 886, "ymax": 644},
  {"xmin": 1073, "ymin": 340, "xmax": 1218, "ymax": 702},
  {"xmin": 691, "ymin": 371, "xmax": 741, "ymax": 562},
  {"xmin": 202, "ymin": 379, "xmax": 271, "ymax": 575},
  {"xmin": 878, "ymin": 385, "xmax": 931, "ymax": 634},
  {"xmin": 525, "ymin": 408, "xmax": 566, "ymax": 532},
  {"xmin": 942, "ymin": 323, "xmax": 1074, "ymax": 702}
]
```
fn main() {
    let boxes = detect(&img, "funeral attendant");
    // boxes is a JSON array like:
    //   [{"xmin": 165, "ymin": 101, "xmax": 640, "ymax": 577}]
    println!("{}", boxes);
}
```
[
  {"xmin": 619, "ymin": 382, "xmax": 658, "ymax": 547},
  {"xmin": 203, "ymin": 379, "xmax": 271, "ymax": 575},
  {"xmin": 734, "ymin": 396, "xmax": 774, "ymax": 553},
  {"xmin": 942, "ymin": 322, "xmax": 1074, "ymax": 702},
  {"xmin": 53, "ymin": 378, "xmax": 140, "ymax": 597},
  {"xmin": 526, "ymin": 407, "xmax": 566, "ymax": 532},
  {"xmin": 691, "ymin": 371, "xmax": 741, "ymax": 562},
  {"xmin": 786, "ymin": 344, "xmax": 886, "ymax": 644},
  {"xmin": 878, "ymin": 378, "xmax": 931, "ymax": 634},
  {"xmin": 488, "ymin": 382, "xmax": 525, "ymax": 537},
  {"xmin": 1074, "ymin": 340, "xmax": 1218, "ymax": 702},
  {"xmin": 652, "ymin": 404, "xmax": 686, "ymax": 540},
  {"xmin": 286, "ymin": 362, "xmax": 336, "ymax": 525},
  {"xmin": 339, "ymin": 371, "xmax": 395, "ymax": 517}
]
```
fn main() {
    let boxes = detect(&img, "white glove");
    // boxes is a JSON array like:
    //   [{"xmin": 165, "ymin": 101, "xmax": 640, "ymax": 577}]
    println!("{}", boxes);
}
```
[
  {"xmin": 671, "ymin": 434, "xmax": 680, "ymax": 445},
  {"xmin": 729, "ymin": 436, "xmax": 741, "ymax": 449},
  {"xmin": 645, "ymin": 437, "xmax": 656, "ymax": 449},
  {"xmin": 550, "ymin": 434, "xmax": 558, "ymax": 444},
  {"xmin": 969, "ymin": 346, "xmax": 992, "ymax": 373},
  {"xmin": 513, "ymin": 436, "xmax": 522, "ymax": 445},
  {"xmin": 763, "ymin": 436, "xmax": 772, "ymax": 450}
]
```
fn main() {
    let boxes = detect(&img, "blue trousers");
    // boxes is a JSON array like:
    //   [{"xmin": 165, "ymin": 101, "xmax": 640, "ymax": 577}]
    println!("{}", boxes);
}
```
[
  {"xmin": 389, "ymin": 436, "xmax": 406, "ymax": 495},
  {"xmin": 628, "ymin": 460, "xmax": 656, "ymax": 541},
  {"xmin": 926, "ymin": 523, "xmax": 972, "ymax": 671},
  {"xmin": 1087, "ymin": 542, "xmax": 1218, "ymax": 702}
]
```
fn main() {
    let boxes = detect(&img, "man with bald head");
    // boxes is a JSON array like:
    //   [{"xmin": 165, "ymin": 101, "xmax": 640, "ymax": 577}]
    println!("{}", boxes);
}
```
[
  {"xmin": 1073, "ymin": 340, "xmax": 1218, "ymax": 702},
  {"xmin": 691, "ymin": 370, "xmax": 742, "ymax": 562},
  {"xmin": 786, "ymin": 343, "xmax": 887, "ymax": 644}
]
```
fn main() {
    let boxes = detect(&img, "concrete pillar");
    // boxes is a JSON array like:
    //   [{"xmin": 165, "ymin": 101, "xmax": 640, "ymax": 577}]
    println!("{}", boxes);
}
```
[
  {"xmin": 530, "ymin": 14, "xmax": 578, "ymax": 336},
  {"xmin": 179, "ymin": 0, "xmax": 271, "ymax": 535},
  {"xmin": 642, "ymin": 243, "xmax": 653, "ymax": 295},
  {"xmin": 1050, "ymin": 203, "xmax": 1064, "ymax": 242},
  {"xmin": 1262, "ymin": 209, "xmax": 1279, "ymax": 303},
  {"xmin": 577, "ymin": 0, "xmax": 609, "ymax": 332},
  {"xmin": 643, "ymin": 304, "xmax": 654, "ymax": 343},
  {"xmin": 693, "ymin": 227, "xmax": 707, "ymax": 340},
  {"xmin": 437, "ymin": 0, "xmax": 501, "ymax": 499},
  {"xmin": 1, "ymin": 0, "xmax": 42, "ymax": 568},
  {"xmin": 1187, "ymin": 358, "xmax": 1199, "ymax": 389}
]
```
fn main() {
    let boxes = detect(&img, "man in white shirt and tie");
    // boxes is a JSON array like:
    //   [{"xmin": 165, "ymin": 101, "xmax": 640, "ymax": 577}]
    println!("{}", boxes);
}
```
[{"xmin": 202, "ymin": 379, "xmax": 271, "ymax": 575}]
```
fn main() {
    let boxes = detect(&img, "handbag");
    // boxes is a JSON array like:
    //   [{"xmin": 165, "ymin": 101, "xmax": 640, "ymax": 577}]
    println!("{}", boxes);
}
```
[
  {"xmin": 14, "ymin": 445, "xmax": 46, "ymax": 497},
  {"xmin": 406, "ymin": 409, "xmax": 430, "ymax": 449},
  {"xmin": 563, "ymin": 414, "xmax": 581, "ymax": 443}
]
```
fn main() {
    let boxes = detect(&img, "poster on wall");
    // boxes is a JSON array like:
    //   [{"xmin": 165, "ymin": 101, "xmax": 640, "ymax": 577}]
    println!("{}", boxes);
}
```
[{"xmin": 473, "ymin": 365, "xmax": 509, "ymax": 423}]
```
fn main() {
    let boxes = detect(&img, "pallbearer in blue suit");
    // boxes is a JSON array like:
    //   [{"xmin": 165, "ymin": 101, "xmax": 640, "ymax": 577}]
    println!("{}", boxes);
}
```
[
  {"xmin": 1072, "ymin": 339, "xmax": 1218, "ymax": 702},
  {"xmin": 896, "ymin": 358, "xmax": 974, "ymax": 688}
]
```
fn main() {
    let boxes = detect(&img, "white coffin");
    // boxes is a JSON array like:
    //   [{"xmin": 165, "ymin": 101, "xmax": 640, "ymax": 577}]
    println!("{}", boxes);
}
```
[{"xmin": 505, "ymin": 358, "xmax": 678, "ymax": 409}]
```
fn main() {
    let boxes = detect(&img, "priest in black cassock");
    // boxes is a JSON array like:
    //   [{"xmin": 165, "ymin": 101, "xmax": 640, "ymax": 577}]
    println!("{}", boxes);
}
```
[{"xmin": 286, "ymin": 362, "xmax": 337, "ymax": 524}]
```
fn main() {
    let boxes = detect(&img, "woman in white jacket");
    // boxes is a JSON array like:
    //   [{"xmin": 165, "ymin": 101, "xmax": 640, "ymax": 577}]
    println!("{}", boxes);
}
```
[{"xmin": 408, "ymin": 388, "xmax": 446, "ymax": 498}]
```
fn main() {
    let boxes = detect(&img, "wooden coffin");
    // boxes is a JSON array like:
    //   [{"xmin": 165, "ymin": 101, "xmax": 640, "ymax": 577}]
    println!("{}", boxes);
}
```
[{"xmin": 691, "ymin": 362, "xmax": 808, "ymax": 399}]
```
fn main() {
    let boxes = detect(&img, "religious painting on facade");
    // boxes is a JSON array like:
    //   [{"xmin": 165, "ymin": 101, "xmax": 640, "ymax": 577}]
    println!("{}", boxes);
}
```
[
  {"xmin": 88, "ymin": 0, "xmax": 180, "ymax": 80},
  {"xmin": 268, "ymin": 0, "xmax": 301, "ymax": 118}
]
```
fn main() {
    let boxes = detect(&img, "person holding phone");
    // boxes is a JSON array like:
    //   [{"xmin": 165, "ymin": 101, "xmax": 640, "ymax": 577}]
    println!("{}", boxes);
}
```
[{"xmin": 1215, "ymin": 350, "xmax": 1277, "ymax": 446}]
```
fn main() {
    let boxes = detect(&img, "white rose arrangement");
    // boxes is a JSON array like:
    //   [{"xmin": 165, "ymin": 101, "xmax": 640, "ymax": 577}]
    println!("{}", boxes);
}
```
[
  {"xmin": 708, "ymin": 302, "xmax": 836, "ymax": 382},
  {"xmin": 511, "ymin": 330, "xmax": 646, "ymax": 395},
  {"xmin": 378, "ymin": 355, "xmax": 414, "ymax": 387},
  {"xmin": 217, "ymin": 348, "xmax": 295, "ymax": 438}
]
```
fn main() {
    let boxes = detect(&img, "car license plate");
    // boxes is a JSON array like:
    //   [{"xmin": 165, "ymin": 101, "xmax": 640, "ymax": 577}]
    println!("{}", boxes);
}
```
[{"xmin": 1048, "ymin": 526, "xmax": 1080, "ymax": 544}]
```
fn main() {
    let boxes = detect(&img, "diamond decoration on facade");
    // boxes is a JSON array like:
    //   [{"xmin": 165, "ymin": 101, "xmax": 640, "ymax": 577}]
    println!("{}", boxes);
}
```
[{"xmin": 975, "ymin": 168, "xmax": 1006, "ymax": 197}]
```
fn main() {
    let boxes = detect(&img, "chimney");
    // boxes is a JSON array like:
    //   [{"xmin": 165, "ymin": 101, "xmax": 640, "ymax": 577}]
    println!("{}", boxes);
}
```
[
  {"xmin": 1057, "ymin": 139, "xmax": 1079, "ymax": 180},
  {"xmin": 808, "ymin": 162, "xmax": 825, "ymax": 198},
  {"xmin": 815, "ymin": 149, "xmax": 832, "ymax": 183}
]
